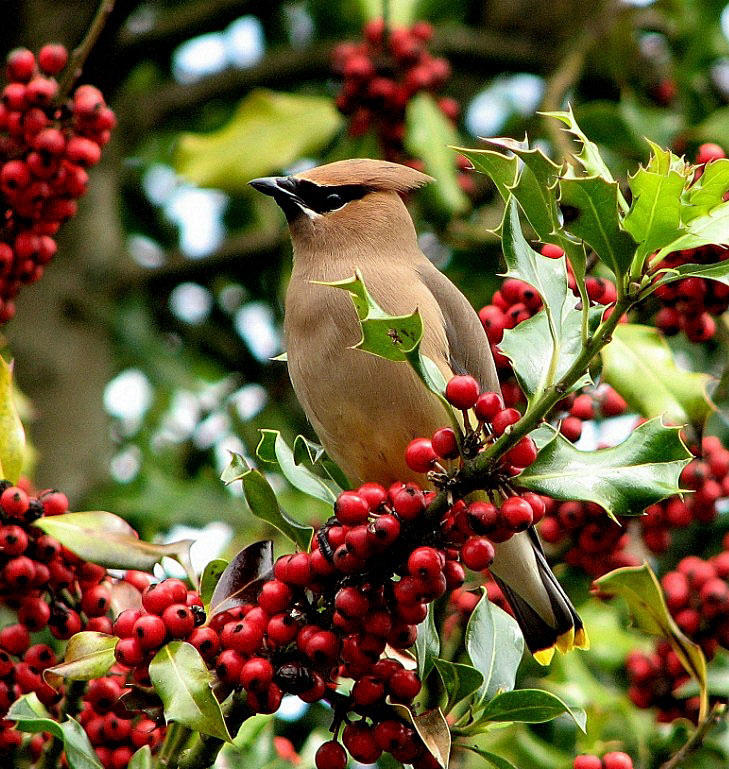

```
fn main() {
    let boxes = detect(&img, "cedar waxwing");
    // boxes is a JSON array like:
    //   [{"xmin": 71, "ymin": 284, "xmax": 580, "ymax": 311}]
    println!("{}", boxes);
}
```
[{"xmin": 250, "ymin": 158, "xmax": 586, "ymax": 663}]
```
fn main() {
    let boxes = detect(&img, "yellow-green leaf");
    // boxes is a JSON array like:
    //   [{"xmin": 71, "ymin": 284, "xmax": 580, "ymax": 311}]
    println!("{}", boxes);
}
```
[{"xmin": 0, "ymin": 357, "xmax": 25, "ymax": 483}]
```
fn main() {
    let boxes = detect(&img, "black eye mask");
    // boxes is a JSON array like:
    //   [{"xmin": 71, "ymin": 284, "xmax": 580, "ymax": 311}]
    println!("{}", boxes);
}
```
[{"xmin": 284, "ymin": 179, "xmax": 369, "ymax": 214}]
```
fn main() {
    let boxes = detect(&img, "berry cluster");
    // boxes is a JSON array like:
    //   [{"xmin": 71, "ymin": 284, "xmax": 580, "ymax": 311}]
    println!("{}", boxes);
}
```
[
  {"xmin": 332, "ymin": 19, "xmax": 462, "ymax": 171},
  {"xmin": 0, "ymin": 43, "xmax": 114, "ymax": 321},
  {"xmin": 641, "ymin": 435, "xmax": 729, "ymax": 554},
  {"xmin": 80, "ymin": 674, "xmax": 165, "ymax": 769},
  {"xmin": 550, "ymin": 385, "xmax": 629, "ymax": 443},
  {"xmin": 539, "ymin": 499, "xmax": 638, "ymax": 578},
  {"xmin": 652, "ymin": 143, "xmax": 728, "ymax": 343},
  {"xmin": 574, "ymin": 752, "xmax": 634, "ymax": 769}
]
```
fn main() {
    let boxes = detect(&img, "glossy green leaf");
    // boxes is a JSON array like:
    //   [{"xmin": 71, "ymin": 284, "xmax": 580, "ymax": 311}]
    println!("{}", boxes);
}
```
[
  {"xmin": 517, "ymin": 418, "xmax": 691, "ymax": 521},
  {"xmin": 221, "ymin": 454, "xmax": 313, "ymax": 550},
  {"xmin": 488, "ymin": 137, "xmax": 563, "ymax": 241},
  {"xmin": 175, "ymin": 89, "xmax": 343, "ymax": 192},
  {"xmin": 0, "ymin": 357, "xmax": 25, "ymax": 483},
  {"xmin": 466, "ymin": 589, "xmax": 523, "ymax": 705},
  {"xmin": 149, "ymin": 641, "xmax": 232, "ymax": 742},
  {"xmin": 434, "ymin": 658, "xmax": 484, "ymax": 712},
  {"xmin": 601, "ymin": 324, "xmax": 713, "ymax": 426},
  {"xmin": 478, "ymin": 689, "xmax": 586, "ymax": 731},
  {"xmin": 415, "ymin": 605, "xmax": 440, "ymax": 681},
  {"xmin": 685, "ymin": 159, "xmax": 729, "ymax": 218},
  {"xmin": 292, "ymin": 435, "xmax": 349, "ymax": 490},
  {"xmin": 559, "ymin": 175, "xmax": 636, "ymax": 278},
  {"xmin": 257, "ymin": 429, "xmax": 337, "ymax": 504},
  {"xmin": 653, "ymin": 259, "xmax": 729, "ymax": 288},
  {"xmin": 8, "ymin": 693, "xmax": 103, "ymax": 769},
  {"xmin": 654, "ymin": 200, "xmax": 729, "ymax": 260},
  {"xmin": 35, "ymin": 512, "xmax": 195, "ymax": 581},
  {"xmin": 129, "ymin": 746, "xmax": 153, "ymax": 769},
  {"xmin": 43, "ymin": 632, "xmax": 118, "ymax": 689},
  {"xmin": 595, "ymin": 563, "xmax": 708, "ymax": 720},
  {"xmin": 454, "ymin": 146, "xmax": 518, "ymax": 201},
  {"xmin": 209, "ymin": 541, "xmax": 272, "ymax": 618},
  {"xmin": 200, "ymin": 558, "xmax": 229, "ymax": 608},
  {"xmin": 624, "ymin": 168, "xmax": 685, "ymax": 263},
  {"xmin": 462, "ymin": 746, "xmax": 521, "ymax": 769},
  {"xmin": 405, "ymin": 92, "xmax": 469, "ymax": 216}
]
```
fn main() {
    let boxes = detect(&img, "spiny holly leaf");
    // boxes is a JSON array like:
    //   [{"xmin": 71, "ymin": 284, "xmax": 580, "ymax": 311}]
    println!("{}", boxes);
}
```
[
  {"xmin": 8, "ymin": 693, "xmax": 103, "ymax": 769},
  {"xmin": 517, "ymin": 418, "xmax": 691, "ymax": 521},
  {"xmin": 653, "ymin": 260, "xmax": 729, "ymax": 288},
  {"xmin": 415, "ymin": 605, "xmax": 440, "ymax": 681},
  {"xmin": 477, "ymin": 689, "xmax": 586, "ymax": 731},
  {"xmin": 654, "ymin": 200, "xmax": 729, "ymax": 260},
  {"xmin": 200, "ymin": 558, "xmax": 228, "ymax": 608},
  {"xmin": 595, "ymin": 563, "xmax": 708, "ymax": 720},
  {"xmin": 174, "ymin": 89, "xmax": 342, "ymax": 192},
  {"xmin": 257, "ymin": 429, "xmax": 338, "ymax": 504},
  {"xmin": 34, "ymin": 512, "xmax": 195, "ymax": 582},
  {"xmin": 466, "ymin": 589, "xmax": 524, "ymax": 705},
  {"xmin": 293, "ymin": 435, "xmax": 349, "ymax": 490},
  {"xmin": 405, "ymin": 92, "xmax": 470, "ymax": 217},
  {"xmin": 43, "ymin": 632, "xmax": 118, "ymax": 689},
  {"xmin": 209, "ymin": 540, "xmax": 273, "ymax": 618},
  {"xmin": 487, "ymin": 136, "xmax": 563, "ymax": 242},
  {"xmin": 453, "ymin": 146, "xmax": 518, "ymax": 201},
  {"xmin": 129, "ymin": 746, "xmax": 153, "ymax": 769},
  {"xmin": 624, "ymin": 167, "xmax": 685, "ymax": 264},
  {"xmin": 434, "ymin": 658, "xmax": 484, "ymax": 713},
  {"xmin": 149, "ymin": 641, "xmax": 232, "ymax": 742},
  {"xmin": 221, "ymin": 453, "xmax": 313, "ymax": 550},
  {"xmin": 322, "ymin": 271, "xmax": 461, "ymax": 434},
  {"xmin": 0, "ymin": 357, "xmax": 25, "ymax": 483},
  {"xmin": 601, "ymin": 324, "xmax": 713, "ymax": 426},
  {"xmin": 685, "ymin": 158, "xmax": 729, "ymax": 219},
  {"xmin": 462, "ymin": 746, "xmax": 521, "ymax": 769},
  {"xmin": 559, "ymin": 175, "xmax": 637, "ymax": 278}
]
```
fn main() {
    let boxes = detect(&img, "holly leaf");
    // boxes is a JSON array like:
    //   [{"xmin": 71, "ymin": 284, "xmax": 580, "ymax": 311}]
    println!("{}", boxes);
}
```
[
  {"xmin": 477, "ymin": 689, "xmax": 586, "ymax": 731},
  {"xmin": 43, "ymin": 632, "xmax": 118, "ymax": 689},
  {"xmin": 34, "ymin": 512, "xmax": 195, "ymax": 582},
  {"xmin": 434, "ymin": 659, "xmax": 484, "ymax": 712},
  {"xmin": 149, "ymin": 641, "xmax": 232, "ymax": 742},
  {"xmin": 415, "ymin": 605, "xmax": 440, "ymax": 681},
  {"xmin": 676, "ymin": 652, "xmax": 729, "ymax": 699},
  {"xmin": 595, "ymin": 563, "xmax": 708, "ymax": 721},
  {"xmin": 466, "ymin": 589, "xmax": 524, "ymax": 705},
  {"xmin": 601, "ymin": 324, "xmax": 713, "ymax": 426},
  {"xmin": 462, "ymin": 746, "xmax": 521, "ymax": 769},
  {"xmin": 221, "ymin": 454, "xmax": 313, "ymax": 550},
  {"xmin": 392, "ymin": 704, "xmax": 451, "ymax": 769},
  {"xmin": 454, "ymin": 146, "xmax": 518, "ymax": 201},
  {"xmin": 517, "ymin": 418, "xmax": 691, "ymax": 521},
  {"xmin": 7, "ymin": 693, "xmax": 103, "ymax": 769},
  {"xmin": 209, "ymin": 541, "xmax": 273, "ymax": 618},
  {"xmin": 200, "ymin": 559, "xmax": 229, "ymax": 608},
  {"xmin": 654, "ymin": 200, "xmax": 729, "ymax": 260},
  {"xmin": 559, "ymin": 175, "xmax": 637, "ymax": 278},
  {"xmin": 405, "ymin": 92, "xmax": 470, "ymax": 217},
  {"xmin": 175, "ymin": 89, "xmax": 342, "ymax": 192},
  {"xmin": 292, "ymin": 435, "xmax": 349, "ymax": 489},
  {"xmin": 0, "ymin": 357, "xmax": 25, "ymax": 483},
  {"xmin": 685, "ymin": 159, "xmax": 729, "ymax": 219},
  {"xmin": 624, "ymin": 168, "xmax": 685, "ymax": 264},
  {"xmin": 653, "ymin": 260, "xmax": 729, "ymax": 288},
  {"xmin": 129, "ymin": 746, "xmax": 153, "ymax": 769},
  {"xmin": 256, "ymin": 429, "xmax": 338, "ymax": 504}
]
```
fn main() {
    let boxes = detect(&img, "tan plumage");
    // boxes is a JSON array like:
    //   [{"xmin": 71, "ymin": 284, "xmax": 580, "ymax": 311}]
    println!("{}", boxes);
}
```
[{"xmin": 250, "ymin": 159, "xmax": 585, "ymax": 660}]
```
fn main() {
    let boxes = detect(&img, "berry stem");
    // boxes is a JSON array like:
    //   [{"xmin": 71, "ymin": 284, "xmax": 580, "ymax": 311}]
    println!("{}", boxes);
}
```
[
  {"xmin": 155, "ymin": 721, "xmax": 192, "ymax": 769},
  {"xmin": 425, "ymin": 291, "xmax": 633, "ymax": 519},
  {"xmin": 659, "ymin": 702, "xmax": 725, "ymax": 769},
  {"xmin": 57, "ymin": 0, "xmax": 117, "ymax": 100}
]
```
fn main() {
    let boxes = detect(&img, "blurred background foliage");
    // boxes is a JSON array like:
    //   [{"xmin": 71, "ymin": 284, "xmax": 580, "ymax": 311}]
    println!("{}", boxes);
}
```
[{"xmin": 3, "ymin": 0, "xmax": 729, "ymax": 766}]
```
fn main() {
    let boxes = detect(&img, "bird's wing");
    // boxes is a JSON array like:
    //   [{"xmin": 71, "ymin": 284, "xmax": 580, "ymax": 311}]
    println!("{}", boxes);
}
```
[
  {"xmin": 417, "ymin": 259, "xmax": 586, "ymax": 661},
  {"xmin": 415, "ymin": 261, "xmax": 500, "ymax": 393}
]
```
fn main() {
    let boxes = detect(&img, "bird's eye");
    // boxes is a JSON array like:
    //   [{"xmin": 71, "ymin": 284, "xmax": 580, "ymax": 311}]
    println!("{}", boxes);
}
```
[{"xmin": 326, "ymin": 192, "xmax": 344, "ymax": 210}]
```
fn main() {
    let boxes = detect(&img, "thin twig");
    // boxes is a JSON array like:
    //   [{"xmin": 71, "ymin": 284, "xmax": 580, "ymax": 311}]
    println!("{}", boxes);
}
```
[
  {"xmin": 58, "ymin": 0, "xmax": 117, "ymax": 100},
  {"xmin": 659, "ymin": 703, "xmax": 726, "ymax": 769}
]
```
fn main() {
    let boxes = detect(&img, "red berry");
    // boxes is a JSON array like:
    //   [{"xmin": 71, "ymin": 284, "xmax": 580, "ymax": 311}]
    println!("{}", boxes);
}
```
[
  {"xmin": 405, "ymin": 438, "xmax": 437, "ymax": 473},
  {"xmin": 316, "ymin": 740, "xmax": 347, "ymax": 769},
  {"xmin": 391, "ymin": 483, "xmax": 425, "ymax": 520},
  {"xmin": 38, "ymin": 44, "xmax": 68, "ymax": 75},
  {"xmin": 697, "ymin": 143, "xmax": 726, "ymax": 164},
  {"xmin": 6, "ymin": 48, "xmax": 35, "ymax": 82},
  {"xmin": 389, "ymin": 668, "xmax": 422, "ymax": 702},
  {"xmin": 305, "ymin": 630, "xmax": 340, "ymax": 665},
  {"xmin": 500, "ymin": 497, "xmax": 534, "ymax": 531},
  {"xmin": 573, "ymin": 757, "xmax": 603, "ymax": 769},
  {"xmin": 445, "ymin": 375, "xmax": 480, "ymax": 409},
  {"xmin": 541, "ymin": 244, "xmax": 565, "ymax": 259},
  {"xmin": 602, "ymin": 752, "xmax": 634, "ymax": 769},
  {"xmin": 503, "ymin": 436, "xmax": 538, "ymax": 468},
  {"xmin": 343, "ymin": 723, "xmax": 382, "ymax": 763},
  {"xmin": 466, "ymin": 501, "xmax": 500, "ymax": 534},
  {"xmin": 161, "ymin": 604, "xmax": 195, "ymax": 638},
  {"xmin": 335, "ymin": 586, "xmax": 369, "ymax": 617},
  {"xmin": 285, "ymin": 552, "xmax": 312, "ymax": 586},
  {"xmin": 408, "ymin": 547, "xmax": 443, "ymax": 580},
  {"xmin": 142, "ymin": 582, "xmax": 177, "ymax": 615},
  {"xmin": 431, "ymin": 427, "xmax": 459, "ymax": 459},
  {"xmin": 113, "ymin": 609, "xmax": 143, "ymax": 638},
  {"xmin": 258, "ymin": 580, "xmax": 293, "ymax": 615},
  {"xmin": 115, "ymin": 637, "xmax": 144, "ymax": 667},
  {"xmin": 357, "ymin": 482, "xmax": 387, "ymax": 510},
  {"xmin": 560, "ymin": 416, "xmax": 583, "ymax": 441},
  {"xmin": 240, "ymin": 656, "xmax": 274, "ymax": 692},
  {"xmin": 188, "ymin": 627, "xmax": 220, "ymax": 660},
  {"xmin": 133, "ymin": 614, "xmax": 167, "ymax": 650},
  {"xmin": 492, "ymin": 408, "xmax": 521, "ymax": 435},
  {"xmin": 1, "ymin": 486, "xmax": 29, "ymax": 517},
  {"xmin": 371, "ymin": 513, "xmax": 400, "ymax": 545},
  {"xmin": 81, "ymin": 584, "xmax": 112, "ymax": 617},
  {"xmin": 461, "ymin": 537, "xmax": 495, "ymax": 570},
  {"xmin": 216, "ymin": 649, "xmax": 244, "ymax": 684},
  {"xmin": 335, "ymin": 491, "xmax": 370, "ymax": 525}
]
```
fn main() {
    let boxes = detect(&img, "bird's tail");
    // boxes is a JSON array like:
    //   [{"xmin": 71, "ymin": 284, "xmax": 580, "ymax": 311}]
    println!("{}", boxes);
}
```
[{"xmin": 489, "ymin": 528, "xmax": 589, "ymax": 666}]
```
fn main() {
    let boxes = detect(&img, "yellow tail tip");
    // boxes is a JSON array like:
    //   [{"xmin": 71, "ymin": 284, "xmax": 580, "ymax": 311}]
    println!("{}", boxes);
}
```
[
  {"xmin": 556, "ymin": 627, "xmax": 575, "ymax": 654},
  {"xmin": 533, "ymin": 646, "xmax": 556, "ymax": 666},
  {"xmin": 574, "ymin": 627, "xmax": 590, "ymax": 650}
]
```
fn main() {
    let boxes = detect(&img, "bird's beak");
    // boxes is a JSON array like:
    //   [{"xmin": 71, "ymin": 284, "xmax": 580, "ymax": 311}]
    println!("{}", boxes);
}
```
[{"xmin": 249, "ymin": 176, "xmax": 306, "ymax": 220}]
